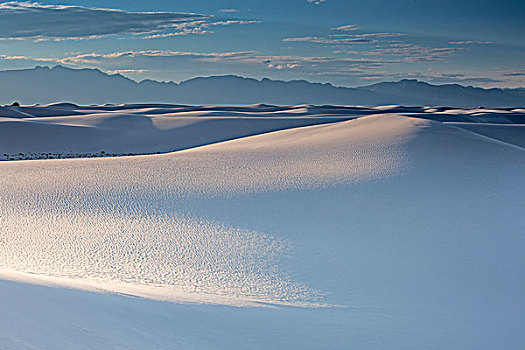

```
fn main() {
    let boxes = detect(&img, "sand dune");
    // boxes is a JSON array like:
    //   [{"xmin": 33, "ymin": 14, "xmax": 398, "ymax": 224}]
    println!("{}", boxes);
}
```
[
  {"xmin": 0, "ymin": 104, "xmax": 524, "ymax": 349},
  {"xmin": 1, "ymin": 104, "xmax": 523, "ymax": 161},
  {"xmin": 0, "ymin": 104, "xmax": 353, "ymax": 160},
  {"xmin": 0, "ymin": 115, "xmax": 421, "ymax": 306}
]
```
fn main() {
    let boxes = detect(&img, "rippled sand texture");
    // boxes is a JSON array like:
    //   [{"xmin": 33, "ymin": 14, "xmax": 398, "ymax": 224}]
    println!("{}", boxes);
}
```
[{"xmin": 0, "ymin": 115, "xmax": 422, "ymax": 306}]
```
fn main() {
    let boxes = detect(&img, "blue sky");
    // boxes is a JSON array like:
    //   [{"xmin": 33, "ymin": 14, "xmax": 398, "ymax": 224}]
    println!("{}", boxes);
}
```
[{"xmin": 0, "ymin": 0, "xmax": 523, "ymax": 87}]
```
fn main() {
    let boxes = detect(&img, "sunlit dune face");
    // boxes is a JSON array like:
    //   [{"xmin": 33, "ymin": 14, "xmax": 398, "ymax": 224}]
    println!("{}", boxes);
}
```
[{"xmin": 0, "ymin": 115, "xmax": 422, "ymax": 306}]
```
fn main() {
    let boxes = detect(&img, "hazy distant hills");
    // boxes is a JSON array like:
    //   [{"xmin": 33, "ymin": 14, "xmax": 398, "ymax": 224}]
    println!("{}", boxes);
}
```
[
  {"xmin": 1, "ymin": 65, "xmax": 524, "ymax": 107},
  {"xmin": 361, "ymin": 80, "xmax": 525, "ymax": 107}
]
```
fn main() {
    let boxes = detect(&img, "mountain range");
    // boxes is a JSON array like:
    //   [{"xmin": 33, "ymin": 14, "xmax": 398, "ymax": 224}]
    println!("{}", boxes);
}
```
[{"xmin": 1, "ymin": 65, "xmax": 524, "ymax": 107}]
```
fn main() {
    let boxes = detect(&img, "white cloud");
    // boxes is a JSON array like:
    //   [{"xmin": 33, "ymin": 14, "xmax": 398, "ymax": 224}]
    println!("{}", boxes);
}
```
[
  {"xmin": 284, "ymin": 36, "xmax": 375, "ymax": 44},
  {"xmin": 331, "ymin": 25, "xmax": 359, "ymax": 31},
  {"xmin": 351, "ymin": 33, "xmax": 405, "ymax": 38},
  {"xmin": 106, "ymin": 69, "xmax": 148, "ymax": 75},
  {"xmin": 142, "ymin": 27, "xmax": 212, "ymax": 39},
  {"xmin": 0, "ymin": 54, "xmax": 57, "ymax": 63},
  {"xmin": 0, "ymin": 2, "xmax": 261, "ymax": 41},
  {"xmin": 211, "ymin": 20, "xmax": 261, "ymax": 26},
  {"xmin": 284, "ymin": 32, "xmax": 405, "ymax": 45},
  {"xmin": 0, "ymin": 1, "xmax": 206, "ymax": 40},
  {"xmin": 335, "ymin": 44, "xmax": 465, "ymax": 62},
  {"xmin": 141, "ymin": 20, "xmax": 261, "ymax": 40},
  {"xmin": 448, "ymin": 41, "xmax": 492, "ymax": 45},
  {"xmin": 502, "ymin": 70, "xmax": 525, "ymax": 77}
]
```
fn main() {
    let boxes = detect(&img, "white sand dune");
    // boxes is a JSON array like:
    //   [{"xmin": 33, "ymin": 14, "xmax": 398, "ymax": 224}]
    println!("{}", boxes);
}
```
[
  {"xmin": 0, "ymin": 115, "xmax": 419, "ymax": 306},
  {"xmin": 2, "ymin": 103, "xmax": 522, "ymax": 161},
  {"xmin": 0, "ymin": 104, "xmax": 351, "ymax": 160},
  {"xmin": 0, "ymin": 104, "xmax": 524, "ymax": 349},
  {"xmin": 447, "ymin": 122, "xmax": 525, "ymax": 148}
]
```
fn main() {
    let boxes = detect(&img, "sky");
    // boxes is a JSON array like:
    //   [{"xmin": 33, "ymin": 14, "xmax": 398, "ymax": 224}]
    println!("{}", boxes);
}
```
[{"xmin": 0, "ymin": 0, "xmax": 523, "ymax": 87}]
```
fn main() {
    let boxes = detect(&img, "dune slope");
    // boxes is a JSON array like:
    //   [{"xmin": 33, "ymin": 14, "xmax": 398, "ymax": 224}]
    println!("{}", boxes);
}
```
[{"xmin": 0, "ymin": 105, "xmax": 524, "ymax": 349}]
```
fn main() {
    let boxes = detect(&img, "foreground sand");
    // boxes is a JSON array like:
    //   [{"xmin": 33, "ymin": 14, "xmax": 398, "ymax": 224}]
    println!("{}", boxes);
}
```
[{"xmin": 1, "ymin": 104, "xmax": 524, "ymax": 349}]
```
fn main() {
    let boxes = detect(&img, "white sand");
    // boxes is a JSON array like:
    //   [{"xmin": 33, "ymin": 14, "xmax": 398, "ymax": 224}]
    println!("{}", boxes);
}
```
[{"xmin": 0, "ymin": 104, "xmax": 524, "ymax": 349}]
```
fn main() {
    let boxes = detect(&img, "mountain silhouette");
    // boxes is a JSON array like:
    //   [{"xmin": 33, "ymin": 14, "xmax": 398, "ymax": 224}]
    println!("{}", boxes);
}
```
[{"xmin": 1, "ymin": 65, "xmax": 523, "ymax": 106}]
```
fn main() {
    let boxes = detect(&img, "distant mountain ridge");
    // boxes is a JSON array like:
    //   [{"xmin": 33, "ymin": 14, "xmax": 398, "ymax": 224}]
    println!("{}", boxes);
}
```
[{"xmin": 0, "ymin": 65, "xmax": 524, "ymax": 107}]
